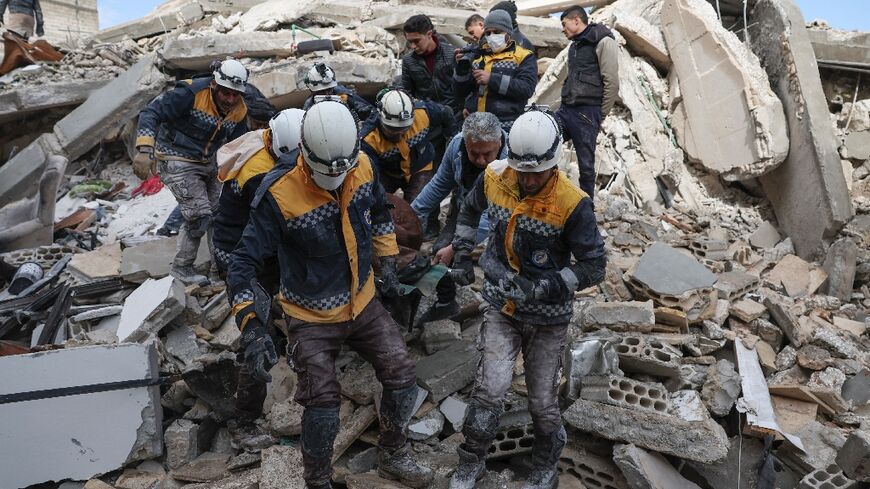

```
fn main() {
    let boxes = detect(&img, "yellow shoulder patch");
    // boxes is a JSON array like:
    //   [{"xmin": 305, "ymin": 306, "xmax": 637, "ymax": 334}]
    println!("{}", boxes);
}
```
[{"xmin": 236, "ymin": 148, "xmax": 275, "ymax": 189}]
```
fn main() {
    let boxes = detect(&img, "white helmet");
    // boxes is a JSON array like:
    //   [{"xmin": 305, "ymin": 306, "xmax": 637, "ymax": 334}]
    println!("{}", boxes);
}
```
[
  {"xmin": 269, "ymin": 108, "xmax": 304, "ymax": 156},
  {"xmin": 304, "ymin": 62, "xmax": 338, "ymax": 92},
  {"xmin": 213, "ymin": 58, "xmax": 248, "ymax": 93},
  {"xmin": 507, "ymin": 109, "xmax": 562, "ymax": 172},
  {"xmin": 300, "ymin": 100, "xmax": 359, "ymax": 190},
  {"xmin": 378, "ymin": 89, "xmax": 414, "ymax": 129}
]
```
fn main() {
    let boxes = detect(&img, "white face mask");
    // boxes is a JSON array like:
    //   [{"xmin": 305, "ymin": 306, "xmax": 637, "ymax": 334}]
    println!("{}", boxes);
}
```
[
  {"xmin": 486, "ymin": 33, "xmax": 508, "ymax": 53},
  {"xmin": 311, "ymin": 170, "xmax": 348, "ymax": 191}
]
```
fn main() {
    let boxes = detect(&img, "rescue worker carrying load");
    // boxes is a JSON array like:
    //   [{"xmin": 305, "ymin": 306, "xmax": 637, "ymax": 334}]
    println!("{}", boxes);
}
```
[
  {"xmin": 228, "ymin": 100, "xmax": 435, "ymax": 489},
  {"xmin": 302, "ymin": 61, "xmax": 375, "ymax": 122},
  {"xmin": 447, "ymin": 107, "xmax": 607, "ymax": 489}
]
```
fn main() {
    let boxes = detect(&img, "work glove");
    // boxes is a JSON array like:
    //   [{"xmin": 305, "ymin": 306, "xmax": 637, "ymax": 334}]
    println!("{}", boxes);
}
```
[
  {"xmin": 498, "ymin": 272, "xmax": 566, "ymax": 304},
  {"xmin": 132, "ymin": 147, "xmax": 157, "ymax": 180},
  {"xmin": 238, "ymin": 319, "xmax": 278, "ymax": 384},
  {"xmin": 378, "ymin": 256, "xmax": 402, "ymax": 298},
  {"xmin": 448, "ymin": 252, "xmax": 475, "ymax": 286}
]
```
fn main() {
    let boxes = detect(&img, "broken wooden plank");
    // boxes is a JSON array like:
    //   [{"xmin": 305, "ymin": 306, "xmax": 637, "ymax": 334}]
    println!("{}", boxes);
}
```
[
  {"xmin": 767, "ymin": 384, "xmax": 836, "ymax": 416},
  {"xmin": 771, "ymin": 395, "xmax": 818, "ymax": 435}
]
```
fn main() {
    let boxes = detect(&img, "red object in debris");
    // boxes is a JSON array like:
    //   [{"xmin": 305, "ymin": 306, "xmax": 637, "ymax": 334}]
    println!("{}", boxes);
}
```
[{"xmin": 131, "ymin": 175, "xmax": 164, "ymax": 197}]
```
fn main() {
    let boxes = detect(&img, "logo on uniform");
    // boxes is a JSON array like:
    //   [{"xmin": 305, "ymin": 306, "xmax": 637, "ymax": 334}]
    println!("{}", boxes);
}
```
[
  {"xmin": 532, "ymin": 249, "xmax": 549, "ymax": 266},
  {"xmin": 364, "ymin": 209, "xmax": 372, "ymax": 225}
]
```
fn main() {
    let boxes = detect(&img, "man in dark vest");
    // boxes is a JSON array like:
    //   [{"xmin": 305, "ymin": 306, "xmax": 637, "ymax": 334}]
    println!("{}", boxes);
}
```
[{"xmin": 556, "ymin": 5, "xmax": 619, "ymax": 199}]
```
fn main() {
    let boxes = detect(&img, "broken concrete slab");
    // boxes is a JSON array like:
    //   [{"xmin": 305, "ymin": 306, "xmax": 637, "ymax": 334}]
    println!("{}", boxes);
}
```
[
  {"xmin": 748, "ymin": 0, "xmax": 854, "ymax": 260},
  {"xmin": 582, "ymin": 300, "xmax": 656, "ymax": 332},
  {"xmin": 416, "ymin": 339, "xmax": 480, "ymax": 403},
  {"xmin": 267, "ymin": 400, "xmax": 303, "ymax": 436},
  {"xmin": 95, "ymin": 1, "xmax": 205, "ymax": 43},
  {"xmin": 68, "ymin": 243, "xmax": 123, "ymax": 281},
  {"xmin": 54, "ymin": 54, "xmax": 169, "ymax": 161},
  {"xmin": 749, "ymin": 221, "xmax": 782, "ymax": 249},
  {"xmin": 768, "ymin": 254, "xmax": 828, "ymax": 298},
  {"xmin": 798, "ymin": 464, "xmax": 859, "ymax": 489},
  {"xmin": 165, "ymin": 325, "xmax": 206, "ymax": 368},
  {"xmin": 613, "ymin": 11, "xmax": 670, "ymax": 71},
  {"xmin": 808, "ymin": 27, "xmax": 870, "ymax": 69},
  {"xmin": 0, "ymin": 343, "xmax": 162, "ymax": 488},
  {"xmin": 713, "ymin": 270, "xmax": 758, "ymax": 301},
  {"xmin": 613, "ymin": 334, "xmax": 682, "ymax": 377},
  {"xmin": 559, "ymin": 440, "xmax": 630, "ymax": 489},
  {"xmin": 662, "ymin": 0, "xmax": 788, "ymax": 181},
  {"xmin": 409, "ymin": 408, "xmax": 445, "ymax": 441},
  {"xmin": 563, "ymin": 397, "xmax": 728, "ymax": 463},
  {"xmin": 120, "ymin": 236, "xmax": 211, "ymax": 282},
  {"xmin": 116, "ymin": 276, "xmax": 186, "ymax": 342},
  {"xmin": 332, "ymin": 405, "xmax": 377, "ymax": 463},
  {"xmin": 161, "ymin": 32, "xmax": 297, "ymax": 71},
  {"xmin": 0, "ymin": 132, "xmax": 62, "ymax": 209},
  {"xmin": 439, "ymin": 396, "xmax": 468, "ymax": 432},
  {"xmin": 0, "ymin": 152, "xmax": 68, "ymax": 252},
  {"xmin": 165, "ymin": 419, "xmax": 204, "ymax": 470},
  {"xmin": 822, "ymin": 238, "xmax": 858, "ymax": 301},
  {"xmin": 0, "ymin": 80, "xmax": 108, "ymax": 124},
  {"xmin": 700, "ymin": 359, "xmax": 741, "ymax": 417},
  {"xmin": 259, "ymin": 445, "xmax": 304, "ymax": 489},
  {"xmin": 420, "ymin": 319, "xmax": 462, "ymax": 355},
  {"xmin": 613, "ymin": 444, "xmax": 702, "ymax": 489},
  {"xmin": 730, "ymin": 299, "xmax": 767, "ymax": 322},
  {"xmin": 764, "ymin": 293, "xmax": 812, "ymax": 348},
  {"xmin": 836, "ymin": 430, "xmax": 870, "ymax": 482},
  {"xmin": 686, "ymin": 435, "xmax": 766, "ymax": 489}
]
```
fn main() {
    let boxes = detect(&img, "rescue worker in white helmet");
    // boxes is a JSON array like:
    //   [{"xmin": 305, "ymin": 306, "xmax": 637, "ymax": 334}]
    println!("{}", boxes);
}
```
[
  {"xmin": 211, "ymin": 108, "xmax": 303, "ymax": 441},
  {"xmin": 227, "ymin": 100, "xmax": 435, "ymax": 489},
  {"xmin": 134, "ymin": 57, "xmax": 249, "ymax": 285},
  {"xmin": 301, "ymin": 61, "xmax": 375, "ymax": 121},
  {"xmin": 447, "ymin": 107, "xmax": 606, "ymax": 489},
  {"xmin": 360, "ymin": 88, "xmax": 457, "ymax": 230}
]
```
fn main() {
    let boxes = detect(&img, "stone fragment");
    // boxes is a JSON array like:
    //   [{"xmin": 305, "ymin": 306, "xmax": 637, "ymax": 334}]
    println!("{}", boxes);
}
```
[
  {"xmin": 836, "ymin": 430, "xmax": 870, "ymax": 482},
  {"xmin": 267, "ymin": 401, "xmax": 303, "ymax": 436},
  {"xmin": 764, "ymin": 294, "xmax": 812, "ymax": 348},
  {"xmin": 165, "ymin": 325, "xmax": 204, "ymax": 368},
  {"xmin": 729, "ymin": 299, "xmax": 766, "ymax": 322},
  {"xmin": 420, "ymin": 319, "xmax": 462, "ymax": 354},
  {"xmin": 416, "ymin": 340, "xmax": 480, "ymax": 402},
  {"xmin": 54, "ymin": 55, "xmax": 168, "ymax": 160},
  {"xmin": 340, "ymin": 363, "xmax": 378, "ymax": 405},
  {"xmin": 333, "ymin": 405, "xmax": 377, "ymax": 462},
  {"xmin": 613, "ymin": 12, "xmax": 670, "ymax": 71},
  {"xmin": 347, "ymin": 447, "xmax": 379, "ymax": 474},
  {"xmin": 120, "ymin": 236, "xmax": 211, "ymax": 282},
  {"xmin": 663, "ymin": 0, "xmax": 788, "ymax": 180},
  {"xmin": 749, "ymin": 0, "xmax": 853, "ymax": 259},
  {"xmin": 563, "ymin": 398, "xmax": 729, "ymax": 463},
  {"xmin": 700, "ymin": 359, "xmax": 741, "ymax": 417},
  {"xmin": 210, "ymin": 316, "xmax": 241, "ymax": 350},
  {"xmin": 582, "ymin": 300, "xmax": 655, "ymax": 332},
  {"xmin": 581, "ymin": 375, "xmax": 670, "ymax": 414},
  {"xmin": 807, "ymin": 367, "xmax": 846, "ymax": 394},
  {"xmin": 95, "ymin": 2, "xmax": 204, "ymax": 42},
  {"xmin": 162, "ymin": 32, "xmax": 297, "ymax": 71},
  {"xmin": 613, "ymin": 335, "xmax": 682, "ymax": 377},
  {"xmin": 713, "ymin": 270, "xmax": 759, "ymax": 301},
  {"xmin": 116, "ymin": 276, "xmax": 185, "ymax": 342},
  {"xmin": 813, "ymin": 328, "xmax": 863, "ymax": 359},
  {"xmin": 408, "ymin": 408, "xmax": 445, "ymax": 441},
  {"xmin": 439, "ymin": 396, "xmax": 468, "ymax": 432},
  {"xmin": 68, "ymin": 243, "xmax": 122, "ymax": 281},
  {"xmin": 613, "ymin": 444, "xmax": 702, "ymax": 489},
  {"xmin": 842, "ymin": 370, "xmax": 870, "ymax": 406},
  {"xmin": 171, "ymin": 452, "xmax": 231, "ymax": 482},
  {"xmin": 768, "ymin": 254, "xmax": 828, "ymax": 298},
  {"xmin": 259, "ymin": 445, "xmax": 304, "ymax": 489},
  {"xmin": 823, "ymin": 238, "xmax": 858, "ymax": 301},
  {"xmin": 0, "ymin": 343, "xmax": 163, "ymax": 488},
  {"xmin": 84, "ymin": 481, "xmax": 114, "ymax": 489},
  {"xmin": 183, "ymin": 468, "xmax": 259, "ymax": 489},
  {"xmin": 797, "ymin": 344, "xmax": 833, "ymax": 370},
  {"xmin": 749, "ymin": 221, "xmax": 781, "ymax": 249},
  {"xmin": 115, "ymin": 468, "xmax": 162, "ymax": 489},
  {"xmin": 165, "ymin": 419, "xmax": 203, "ymax": 470},
  {"xmin": 202, "ymin": 291, "xmax": 231, "ymax": 331},
  {"xmin": 832, "ymin": 317, "xmax": 867, "ymax": 338}
]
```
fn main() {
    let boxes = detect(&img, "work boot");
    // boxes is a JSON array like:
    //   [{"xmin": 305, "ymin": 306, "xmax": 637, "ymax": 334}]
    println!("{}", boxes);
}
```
[
  {"xmin": 521, "ymin": 426, "xmax": 567, "ymax": 489},
  {"xmin": 378, "ymin": 444, "xmax": 435, "ymax": 488},
  {"xmin": 302, "ymin": 406, "xmax": 341, "ymax": 488},
  {"xmin": 416, "ymin": 299, "xmax": 459, "ymax": 327},
  {"xmin": 156, "ymin": 226, "xmax": 178, "ymax": 237},
  {"xmin": 170, "ymin": 264, "xmax": 209, "ymax": 286},
  {"xmin": 449, "ymin": 445, "xmax": 487, "ymax": 489}
]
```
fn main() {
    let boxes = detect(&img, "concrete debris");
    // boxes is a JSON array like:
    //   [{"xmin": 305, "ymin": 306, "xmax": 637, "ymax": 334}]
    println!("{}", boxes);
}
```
[
  {"xmin": 836, "ymin": 430, "xmax": 870, "ymax": 482},
  {"xmin": 700, "ymin": 359, "xmax": 741, "ymax": 417},
  {"xmin": 259, "ymin": 445, "xmax": 304, "ymax": 489},
  {"xmin": 612, "ymin": 443, "xmax": 702, "ymax": 489},
  {"xmin": 663, "ymin": 0, "xmax": 788, "ymax": 180},
  {"xmin": 581, "ymin": 374, "xmax": 671, "ymax": 413},
  {"xmin": 582, "ymin": 300, "xmax": 655, "ymax": 332},
  {"xmin": 116, "ymin": 276, "xmax": 186, "ymax": 342},
  {"xmin": 798, "ymin": 464, "xmax": 859, "ymax": 489},
  {"xmin": 0, "ymin": 343, "xmax": 162, "ymax": 488},
  {"xmin": 416, "ymin": 340, "xmax": 480, "ymax": 402},
  {"xmin": 613, "ymin": 12, "xmax": 670, "ymax": 71}
]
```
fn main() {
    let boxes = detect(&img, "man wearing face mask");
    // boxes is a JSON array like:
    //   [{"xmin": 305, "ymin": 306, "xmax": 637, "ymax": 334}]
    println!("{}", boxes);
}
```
[
  {"xmin": 453, "ymin": 10, "xmax": 537, "ymax": 130},
  {"xmin": 134, "ymin": 58, "xmax": 249, "ymax": 286},
  {"xmin": 361, "ymin": 89, "xmax": 457, "ymax": 207},
  {"xmin": 228, "ymin": 100, "xmax": 435, "ymax": 489}
]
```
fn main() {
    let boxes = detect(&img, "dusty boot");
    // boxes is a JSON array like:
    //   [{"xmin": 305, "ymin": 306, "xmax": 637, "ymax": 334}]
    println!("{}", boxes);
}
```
[
  {"xmin": 170, "ymin": 264, "xmax": 209, "ymax": 286},
  {"xmin": 226, "ymin": 417, "xmax": 274, "ymax": 452},
  {"xmin": 377, "ymin": 385, "xmax": 434, "ymax": 487},
  {"xmin": 172, "ymin": 221, "xmax": 209, "ymax": 286},
  {"xmin": 301, "ymin": 406, "xmax": 340, "ymax": 488},
  {"xmin": 378, "ymin": 444, "xmax": 435, "ymax": 488},
  {"xmin": 416, "ymin": 299, "xmax": 459, "ymax": 326},
  {"xmin": 521, "ymin": 426, "xmax": 567, "ymax": 489},
  {"xmin": 449, "ymin": 404, "xmax": 500, "ymax": 489}
]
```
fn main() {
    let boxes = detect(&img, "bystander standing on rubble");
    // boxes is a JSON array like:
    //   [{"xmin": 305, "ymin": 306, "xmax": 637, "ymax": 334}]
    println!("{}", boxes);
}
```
[
  {"xmin": 133, "ymin": 58, "xmax": 249, "ymax": 286},
  {"xmin": 453, "ymin": 10, "xmax": 538, "ymax": 129},
  {"xmin": 412, "ymin": 111, "xmax": 507, "ymax": 266},
  {"xmin": 464, "ymin": 13, "xmax": 485, "ymax": 42},
  {"xmin": 401, "ymin": 14, "xmax": 460, "ymax": 117},
  {"xmin": 0, "ymin": 0, "xmax": 44, "ymax": 38},
  {"xmin": 302, "ymin": 62, "xmax": 374, "ymax": 122},
  {"xmin": 361, "ymin": 88, "xmax": 457, "ymax": 236},
  {"xmin": 448, "ymin": 108, "xmax": 606, "ymax": 489},
  {"xmin": 488, "ymin": 0, "xmax": 535, "ymax": 53},
  {"xmin": 555, "ymin": 5, "xmax": 619, "ymax": 198},
  {"xmin": 228, "ymin": 100, "xmax": 435, "ymax": 489}
]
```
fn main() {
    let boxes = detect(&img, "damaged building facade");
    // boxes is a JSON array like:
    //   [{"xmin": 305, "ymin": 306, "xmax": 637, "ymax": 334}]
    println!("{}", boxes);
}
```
[{"xmin": 0, "ymin": 0, "xmax": 868, "ymax": 488}]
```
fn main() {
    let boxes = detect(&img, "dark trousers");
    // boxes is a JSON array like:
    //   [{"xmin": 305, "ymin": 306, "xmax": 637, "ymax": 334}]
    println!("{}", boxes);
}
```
[{"xmin": 556, "ymin": 104, "xmax": 603, "ymax": 198}]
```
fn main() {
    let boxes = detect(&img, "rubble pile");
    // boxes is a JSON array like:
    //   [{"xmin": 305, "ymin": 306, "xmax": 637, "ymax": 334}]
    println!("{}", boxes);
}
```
[{"xmin": 0, "ymin": 0, "xmax": 868, "ymax": 488}]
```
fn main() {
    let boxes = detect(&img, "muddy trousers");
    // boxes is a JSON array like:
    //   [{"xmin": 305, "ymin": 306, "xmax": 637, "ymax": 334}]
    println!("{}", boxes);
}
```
[
  {"xmin": 461, "ymin": 307, "xmax": 568, "ymax": 457},
  {"xmin": 287, "ymin": 300, "xmax": 418, "ymax": 485},
  {"xmin": 158, "ymin": 159, "xmax": 220, "ymax": 268},
  {"xmin": 556, "ymin": 104, "xmax": 602, "ymax": 199}
]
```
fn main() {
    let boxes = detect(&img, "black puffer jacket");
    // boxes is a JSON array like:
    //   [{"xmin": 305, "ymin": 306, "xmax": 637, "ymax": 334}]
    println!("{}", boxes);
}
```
[{"xmin": 401, "ymin": 34, "xmax": 458, "ymax": 116}]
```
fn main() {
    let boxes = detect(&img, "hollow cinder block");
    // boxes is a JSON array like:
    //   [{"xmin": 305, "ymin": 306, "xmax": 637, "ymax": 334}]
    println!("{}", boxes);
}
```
[{"xmin": 581, "ymin": 375, "xmax": 670, "ymax": 414}]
